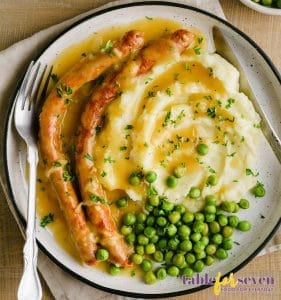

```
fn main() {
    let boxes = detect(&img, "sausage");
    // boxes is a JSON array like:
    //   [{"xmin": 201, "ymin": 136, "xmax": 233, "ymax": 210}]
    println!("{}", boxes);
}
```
[
  {"xmin": 39, "ymin": 30, "xmax": 145, "ymax": 265},
  {"xmin": 75, "ymin": 29, "xmax": 195, "ymax": 266}
]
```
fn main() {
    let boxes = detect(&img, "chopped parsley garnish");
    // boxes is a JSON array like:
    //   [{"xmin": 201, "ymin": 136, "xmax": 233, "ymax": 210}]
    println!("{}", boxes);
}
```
[
  {"xmin": 63, "ymin": 170, "xmax": 74, "ymax": 182},
  {"xmin": 184, "ymin": 63, "xmax": 191, "ymax": 71},
  {"xmin": 95, "ymin": 125, "xmax": 102, "ymax": 134},
  {"xmin": 99, "ymin": 40, "xmax": 113, "ymax": 54},
  {"xmin": 145, "ymin": 77, "xmax": 153, "ymax": 84},
  {"xmin": 253, "ymin": 122, "xmax": 261, "ymax": 128},
  {"xmin": 174, "ymin": 73, "xmax": 180, "ymax": 81},
  {"xmin": 84, "ymin": 153, "xmax": 94, "ymax": 161},
  {"xmin": 119, "ymin": 146, "xmax": 127, "ymax": 151},
  {"xmin": 53, "ymin": 161, "xmax": 62, "ymax": 167},
  {"xmin": 246, "ymin": 168, "xmax": 259, "ymax": 177},
  {"xmin": 162, "ymin": 111, "xmax": 171, "ymax": 128},
  {"xmin": 125, "ymin": 124, "xmax": 134, "ymax": 130},
  {"xmin": 56, "ymin": 83, "xmax": 73, "ymax": 98},
  {"xmin": 204, "ymin": 95, "xmax": 212, "ymax": 101},
  {"xmin": 64, "ymin": 98, "xmax": 73, "ymax": 104},
  {"xmin": 226, "ymin": 98, "xmax": 235, "ymax": 109},
  {"xmin": 207, "ymin": 107, "xmax": 217, "ymax": 118},
  {"xmin": 227, "ymin": 152, "xmax": 236, "ymax": 157},
  {"xmin": 147, "ymin": 90, "xmax": 156, "ymax": 98},
  {"xmin": 50, "ymin": 73, "xmax": 59, "ymax": 82},
  {"xmin": 165, "ymin": 88, "xmax": 173, "ymax": 96},
  {"xmin": 208, "ymin": 67, "xmax": 213, "ymax": 77},
  {"xmin": 207, "ymin": 166, "xmax": 216, "ymax": 174},
  {"xmin": 65, "ymin": 86, "xmax": 72, "ymax": 95},
  {"xmin": 100, "ymin": 171, "xmax": 107, "ymax": 177},
  {"xmin": 145, "ymin": 16, "xmax": 153, "ymax": 20},
  {"xmin": 193, "ymin": 46, "xmax": 201, "ymax": 55},
  {"xmin": 56, "ymin": 84, "xmax": 63, "ymax": 97},
  {"xmin": 104, "ymin": 156, "xmax": 115, "ymax": 163},
  {"xmin": 40, "ymin": 213, "xmax": 54, "ymax": 228}
]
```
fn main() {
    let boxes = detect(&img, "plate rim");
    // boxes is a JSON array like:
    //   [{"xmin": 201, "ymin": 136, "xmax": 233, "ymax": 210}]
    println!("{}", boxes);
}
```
[{"xmin": 3, "ymin": 1, "xmax": 281, "ymax": 298}]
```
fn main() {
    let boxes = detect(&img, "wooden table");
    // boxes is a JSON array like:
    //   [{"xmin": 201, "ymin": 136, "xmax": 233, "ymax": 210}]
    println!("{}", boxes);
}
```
[{"xmin": 0, "ymin": 1, "xmax": 280, "ymax": 299}]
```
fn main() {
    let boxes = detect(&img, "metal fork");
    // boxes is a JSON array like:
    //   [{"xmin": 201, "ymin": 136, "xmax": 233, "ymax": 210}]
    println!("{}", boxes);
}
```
[{"xmin": 14, "ymin": 61, "xmax": 51, "ymax": 300}]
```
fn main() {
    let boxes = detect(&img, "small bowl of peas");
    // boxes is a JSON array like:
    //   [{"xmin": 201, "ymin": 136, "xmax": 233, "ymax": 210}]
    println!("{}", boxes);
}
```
[{"xmin": 239, "ymin": 0, "xmax": 281, "ymax": 15}]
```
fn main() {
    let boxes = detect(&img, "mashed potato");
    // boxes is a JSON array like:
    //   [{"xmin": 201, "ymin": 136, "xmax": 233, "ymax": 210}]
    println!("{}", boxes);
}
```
[{"xmin": 93, "ymin": 45, "xmax": 262, "ymax": 212}]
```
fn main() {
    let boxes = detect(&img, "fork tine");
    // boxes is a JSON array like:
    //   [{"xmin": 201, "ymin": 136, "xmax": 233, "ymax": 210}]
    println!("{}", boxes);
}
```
[
  {"xmin": 18, "ymin": 61, "xmax": 35, "ymax": 110},
  {"xmin": 23, "ymin": 62, "xmax": 41, "ymax": 110}
]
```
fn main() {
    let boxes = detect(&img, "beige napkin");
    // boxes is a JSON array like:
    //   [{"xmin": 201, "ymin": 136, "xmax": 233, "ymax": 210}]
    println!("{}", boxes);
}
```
[{"xmin": 0, "ymin": 0, "xmax": 279, "ymax": 299}]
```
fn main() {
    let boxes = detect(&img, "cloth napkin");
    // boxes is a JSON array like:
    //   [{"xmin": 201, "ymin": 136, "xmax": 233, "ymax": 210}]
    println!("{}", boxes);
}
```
[{"xmin": 0, "ymin": 0, "xmax": 279, "ymax": 299}]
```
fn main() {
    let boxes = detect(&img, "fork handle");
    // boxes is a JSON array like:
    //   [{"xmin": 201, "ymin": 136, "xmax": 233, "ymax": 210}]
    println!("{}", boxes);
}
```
[{"xmin": 17, "ymin": 147, "xmax": 42, "ymax": 300}]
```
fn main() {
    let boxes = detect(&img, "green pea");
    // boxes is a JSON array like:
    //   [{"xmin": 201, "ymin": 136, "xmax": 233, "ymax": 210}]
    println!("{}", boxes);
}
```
[
  {"xmin": 179, "ymin": 240, "xmax": 192, "ymax": 252},
  {"xmin": 144, "ymin": 226, "xmax": 156, "ymax": 238},
  {"xmin": 200, "ymin": 236, "xmax": 209, "ymax": 246},
  {"xmin": 162, "ymin": 200, "xmax": 174, "ymax": 211},
  {"xmin": 149, "ymin": 195, "xmax": 160, "ymax": 207},
  {"xmin": 153, "ymin": 250, "xmax": 164, "ymax": 262},
  {"xmin": 209, "ymin": 221, "xmax": 220, "ymax": 234},
  {"xmin": 211, "ymin": 233, "xmax": 223, "ymax": 245},
  {"xmin": 145, "ymin": 203, "xmax": 154, "ymax": 212},
  {"xmin": 175, "ymin": 204, "xmax": 186, "ymax": 214},
  {"xmin": 116, "ymin": 197, "xmax": 128, "ymax": 208},
  {"xmin": 201, "ymin": 223, "xmax": 209, "ymax": 236},
  {"xmin": 206, "ymin": 244, "xmax": 217, "ymax": 255},
  {"xmin": 193, "ymin": 260, "xmax": 205, "ymax": 272},
  {"xmin": 193, "ymin": 221, "xmax": 205, "ymax": 233},
  {"xmin": 135, "ymin": 245, "xmax": 144, "ymax": 255},
  {"xmin": 144, "ymin": 271, "xmax": 157, "ymax": 284},
  {"xmin": 156, "ymin": 227, "xmax": 166, "ymax": 236},
  {"xmin": 233, "ymin": 203, "xmax": 240, "ymax": 213},
  {"xmin": 165, "ymin": 251, "xmax": 174, "ymax": 264},
  {"xmin": 109, "ymin": 264, "xmax": 121, "ymax": 276},
  {"xmin": 167, "ymin": 224, "xmax": 177, "ymax": 236},
  {"xmin": 215, "ymin": 248, "xmax": 228, "ymax": 260},
  {"xmin": 194, "ymin": 213, "xmax": 205, "ymax": 222},
  {"xmin": 96, "ymin": 248, "xmax": 109, "ymax": 261},
  {"xmin": 168, "ymin": 237, "xmax": 180, "ymax": 250},
  {"xmin": 166, "ymin": 175, "xmax": 178, "ymax": 188},
  {"xmin": 217, "ymin": 215, "xmax": 228, "ymax": 227},
  {"xmin": 222, "ymin": 226, "xmax": 233, "ymax": 238},
  {"xmin": 157, "ymin": 238, "xmax": 168, "ymax": 250},
  {"xmin": 262, "ymin": 0, "xmax": 272, "ymax": 6},
  {"xmin": 204, "ymin": 205, "xmax": 216, "ymax": 214},
  {"xmin": 128, "ymin": 172, "xmax": 141, "ymax": 186},
  {"xmin": 134, "ymin": 223, "xmax": 145, "ymax": 234},
  {"xmin": 174, "ymin": 165, "xmax": 186, "ymax": 178},
  {"xmin": 196, "ymin": 143, "xmax": 209, "ymax": 156},
  {"xmin": 168, "ymin": 211, "xmax": 181, "ymax": 224},
  {"xmin": 125, "ymin": 233, "xmax": 136, "ymax": 245},
  {"xmin": 136, "ymin": 212, "xmax": 147, "ymax": 223},
  {"xmin": 237, "ymin": 220, "xmax": 251, "ymax": 232},
  {"xmin": 150, "ymin": 235, "xmax": 159, "ymax": 244},
  {"xmin": 193, "ymin": 241, "xmax": 205, "ymax": 253},
  {"xmin": 167, "ymin": 266, "xmax": 180, "ymax": 277},
  {"xmin": 239, "ymin": 198, "xmax": 250, "ymax": 209},
  {"xmin": 205, "ymin": 255, "xmax": 215, "ymax": 266},
  {"xmin": 156, "ymin": 267, "xmax": 167, "ymax": 280},
  {"xmin": 145, "ymin": 171, "xmax": 157, "ymax": 183},
  {"xmin": 120, "ymin": 225, "xmax": 132, "ymax": 236},
  {"xmin": 178, "ymin": 225, "xmax": 191, "ymax": 238},
  {"xmin": 153, "ymin": 208, "xmax": 165, "ymax": 217},
  {"xmin": 222, "ymin": 238, "xmax": 233, "ymax": 250},
  {"xmin": 138, "ymin": 234, "xmax": 149, "ymax": 245},
  {"xmin": 182, "ymin": 267, "xmax": 194, "ymax": 278},
  {"xmin": 228, "ymin": 215, "xmax": 239, "ymax": 228},
  {"xmin": 277, "ymin": 0, "xmax": 281, "ymax": 8},
  {"xmin": 131, "ymin": 253, "xmax": 143, "ymax": 265},
  {"xmin": 156, "ymin": 216, "xmax": 167, "ymax": 227},
  {"xmin": 191, "ymin": 232, "xmax": 202, "ymax": 242},
  {"xmin": 185, "ymin": 253, "xmax": 196, "ymax": 264},
  {"xmin": 205, "ymin": 213, "xmax": 216, "ymax": 223},
  {"xmin": 146, "ymin": 215, "xmax": 155, "ymax": 226},
  {"xmin": 196, "ymin": 251, "xmax": 206, "ymax": 260},
  {"xmin": 207, "ymin": 175, "xmax": 218, "ymax": 186},
  {"xmin": 141, "ymin": 259, "xmax": 152, "ymax": 272},
  {"xmin": 123, "ymin": 213, "xmax": 136, "ymax": 226},
  {"xmin": 216, "ymin": 208, "xmax": 224, "ymax": 215},
  {"xmin": 205, "ymin": 195, "xmax": 217, "ymax": 205},
  {"xmin": 182, "ymin": 212, "xmax": 194, "ymax": 223},
  {"xmin": 189, "ymin": 187, "xmax": 201, "ymax": 199},
  {"xmin": 145, "ymin": 243, "xmax": 156, "ymax": 255},
  {"xmin": 172, "ymin": 253, "xmax": 185, "ymax": 267},
  {"xmin": 221, "ymin": 201, "xmax": 236, "ymax": 213}
]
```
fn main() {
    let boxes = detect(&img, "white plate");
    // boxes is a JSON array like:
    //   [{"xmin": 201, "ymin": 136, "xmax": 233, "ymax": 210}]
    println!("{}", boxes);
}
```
[{"xmin": 3, "ymin": 1, "xmax": 281, "ymax": 297}]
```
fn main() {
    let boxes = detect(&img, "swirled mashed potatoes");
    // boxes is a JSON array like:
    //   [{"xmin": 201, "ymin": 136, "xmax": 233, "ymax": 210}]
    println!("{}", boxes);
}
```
[{"xmin": 93, "ymin": 45, "xmax": 262, "ymax": 212}]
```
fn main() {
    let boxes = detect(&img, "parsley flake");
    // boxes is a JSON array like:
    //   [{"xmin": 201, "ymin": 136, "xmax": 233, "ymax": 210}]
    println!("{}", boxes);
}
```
[{"xmin": 40, "ymin": 213, "xmax": 54, "ymax": 228}]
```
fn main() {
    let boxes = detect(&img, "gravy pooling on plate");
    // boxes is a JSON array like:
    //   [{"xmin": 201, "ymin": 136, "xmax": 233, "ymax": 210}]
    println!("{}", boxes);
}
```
[{"xmin": 37, "ymin": 18, "xmax": 264, "ymax": 282}]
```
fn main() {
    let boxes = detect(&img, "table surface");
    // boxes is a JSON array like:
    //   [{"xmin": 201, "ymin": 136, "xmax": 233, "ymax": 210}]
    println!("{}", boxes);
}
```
[{"xmin": 0, "ymin": 1, "xmax": 280, "ymax": 299}]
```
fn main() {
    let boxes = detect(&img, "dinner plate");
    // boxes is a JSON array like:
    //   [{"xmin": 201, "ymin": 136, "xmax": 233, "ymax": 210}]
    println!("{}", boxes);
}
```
[{"xmin": 3, "ymin": 1, "xmax": 281, "ymax": 298}]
